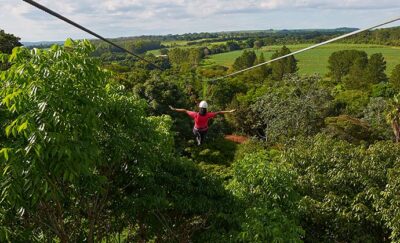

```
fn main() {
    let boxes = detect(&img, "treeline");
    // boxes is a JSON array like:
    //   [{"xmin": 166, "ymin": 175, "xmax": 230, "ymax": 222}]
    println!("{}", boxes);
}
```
[
  {"xmin": 166, "ymin": 40, "xmax": 247, "ymax": 65},
  {"xmin": 167, "ymin": 48, "xmax": 204, "ymax": 69},
  {"xmin": 89, "ymin": 28, "xmax": 358, "ymax": 59},
  {"xmin": 343, "ymin": 26, "xmax": 400, "ymax": 46},
  {"xmin": 182, "ymin": 27, "xmax": 400, "ymax": 47},
  {"xmin": 89, "ymin": 28, "xmax": 355, "ymax": 43},
  {"xmin": 92, "ymin": 39, "xmax": 162, "ymax": 56},
  {"xmin": 187, "ymin": 28, "xmax": 357, "ymax": 46}
]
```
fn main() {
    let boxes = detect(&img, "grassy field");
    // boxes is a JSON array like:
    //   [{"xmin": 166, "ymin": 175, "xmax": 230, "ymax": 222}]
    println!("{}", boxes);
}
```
[
  {"xmin": 161, "ymin": 40, "xmax": 189, "ymax": 47},
  {"xmin": 204, "ymin": 44, "xmax": 400, "ymax": 75}
]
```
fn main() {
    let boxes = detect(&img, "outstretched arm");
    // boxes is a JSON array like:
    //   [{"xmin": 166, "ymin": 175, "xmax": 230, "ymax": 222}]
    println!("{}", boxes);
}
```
[
  {"xmin": 216, "ymin": 109, "xmax": 236, "ymax": 114},
  {"xmin": 169, "ymin": 105, "xmax": 188, "ymax": 113}
]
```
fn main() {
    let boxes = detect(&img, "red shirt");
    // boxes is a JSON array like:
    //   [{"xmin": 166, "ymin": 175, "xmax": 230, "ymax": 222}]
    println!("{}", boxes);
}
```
[{"xmin": 186, "ymin": 111, "xmax": 217, "ymax": 130}]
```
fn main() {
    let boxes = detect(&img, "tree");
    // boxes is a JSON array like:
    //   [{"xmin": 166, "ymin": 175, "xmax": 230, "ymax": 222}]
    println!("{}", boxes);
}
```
[
  {"xmin": 124, "ymin": 40, "xmax": 161, "ymax": 54},
  {"xmin": 230, "ymin": 84, "xmax": 270, "ymax": 135},
  {"xmin": 228, "ymin": 151, "xmax": 304, "ymax": 242},
  {"xmin": 284, "ymin": 135, "xmax": 400, "ymax": 242},
  {"xmin": 160, "ymin": 48, "xmax": 168, "ymax": 55},
  {"xmin": 365, "ymin": 53, "xmax": 387, "ymax": 85},
  {"xmin": 0, "ymin": 29, "xmax": 22, "ymax": 54},
  {"xmin": 249, "ymin": 53, "xmax": 271, "ymax": 83},
  {"xmin": 381, "ymin": 157, "xmax": 400, "ymax": 242},
  {"xmin": 0, "ymin": 40, "xmax": 168, "ymax": 241},
  {"xmin": 188, "ymin": 48, "xmax": 203, "ymax": 66},
  {"xmin": 0, "ymin": 40, "xmax": 236, "ymax": 242},
  {"xmin": 0, "ymin": 30, "xmax": 22, "ymax": 70},
  {"xmin": 334, "ymin": 90, "xmax": 370, "ymax": 116},
  {"xmin": 132, "ymin": 75, "xmax": 193, "ymax": 145},
  {"xmin": 232, "ymin": 50, "xmax": 256, "ymax": 71},
  {"xmin": 208, "ymin": 78, "xmax": 247, "ymax": 109},
  {"xmin": 168, "ymin": 48, "xmax": 203, "ymax": 70},
  {"xmin": 270, "ymin": 46, "xmax": 297, "ymax": 81},
  {"xmin": 390, "ymin": 64, "xmax": 400, "ymax": 91},
  {"xmin": 253, "ymin": 40, "xmax": 263, "ymax": 49},
  {"xmin": 343, "ymin": 56, "xmax": 368, "ymax": 90},
  {"xmin": 250, "ymin": 75, "xmax": 332, "ymax": 144},
  {"xmin": 324, "ymin": 115, "xmax": 372, "ymax": 143},
  {"xmin": 328, "ymin": 50, "xmax": 368, "ymax": 82},
  {"xmin": 226, "ymin": 41, "xmax": 241, "ymax": 51},
  {"xmin": 245, "ymin": 38, "xmax": 255, "ymax": 48},
  {"xmin": 386, "ymin": 94, "xmax": 400, "ymax": 142},
  {"xmin": 370, "ymin": 82, "xmax": 395, "ymax": 98},
  {"xmin": 362, "ymin": 97, "xmax": 393, "ymax": 141}
]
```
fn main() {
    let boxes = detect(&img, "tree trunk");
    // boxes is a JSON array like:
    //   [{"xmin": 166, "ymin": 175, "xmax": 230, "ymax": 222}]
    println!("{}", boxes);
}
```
[
  {"xmin": 88, "ymin": 216, "xmax": 95, "ymax": 243},
  {"xmin": 138, "ymin": 222, "xmax": 147, "ymax": 243}
]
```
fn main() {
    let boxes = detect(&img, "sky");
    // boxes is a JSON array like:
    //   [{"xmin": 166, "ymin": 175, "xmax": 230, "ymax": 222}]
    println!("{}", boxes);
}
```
[{"xmin": 1, "ymin": 0, "xmax": 400, "ymax": 42}]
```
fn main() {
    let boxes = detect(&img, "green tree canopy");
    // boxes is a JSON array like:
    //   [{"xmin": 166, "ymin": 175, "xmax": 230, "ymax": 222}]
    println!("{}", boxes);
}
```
[
  {"xmin": 343, "ymin": 56, "xmax": 368, "ymax": 90},
  {"xmin": 168, "ymin": 47, "xmax": 203, "ymax": 70},
  {"xmin": 284, "ymin": 135, "xmax": 400, "ymax": 242},
  {"xmin": 0, "ymin": 30, "xmax": 22, "ymax": 70},
  {"xmin": 270, "ymin": 46, "xmax": 297, "ymax": 81},
  {"xmin": 390, "ymin": 64, "xmax": 400, "ymax": 91},
  {"xmin": 228, "ymin": 151, "xmax": 304, "ymax": 242},
  {"xmin": 365, "ymin": 53, "xmax": 387, "ymax": 85},
  {"xmin": 0, "ymin": 30, "xmax": 22, "ymax": 54},
  {"xmin": 0, "ymin": 40, "xmax": 235, "ymax": 242},
  {"xmin": 249, "ymin": 53, "xmax": 271, "ymax": 83},
  {"xmin": 250, "ymin": 75, "xmax": 332, "ymax": 144},
  {"xmin": 328, "ymin": 50, "xmax": 368, "ymax": 82},
  {"xmin": 232, "ymin": 50, "xmax": 257, "ymax": 71}
]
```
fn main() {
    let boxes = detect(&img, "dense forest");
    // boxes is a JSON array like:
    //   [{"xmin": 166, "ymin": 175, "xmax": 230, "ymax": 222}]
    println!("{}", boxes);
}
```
[{"xmin": 1, "ymin": 27, "xmax": 400, "ymax": 242}]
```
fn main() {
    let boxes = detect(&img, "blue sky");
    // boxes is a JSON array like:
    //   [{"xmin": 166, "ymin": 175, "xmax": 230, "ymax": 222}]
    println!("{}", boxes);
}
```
[{"xmin": 1, "ymin": 0, "xmax": 400, "ymax": 42}]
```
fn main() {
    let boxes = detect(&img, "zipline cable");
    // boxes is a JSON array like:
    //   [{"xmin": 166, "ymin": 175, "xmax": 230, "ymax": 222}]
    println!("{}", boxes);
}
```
[
  {"xmin": 213, "ymin": 16, "xmax": 400, "ymax": 81},
  {"xmin": 23, "ymin": 0, "xmax": 163, "ymax": 70}
]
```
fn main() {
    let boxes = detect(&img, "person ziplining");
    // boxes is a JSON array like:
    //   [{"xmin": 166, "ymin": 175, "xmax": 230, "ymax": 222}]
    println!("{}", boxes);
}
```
[
  {"xmin": 22, "ymin": 0, "xmax": 400, "ymax": 145},
  {"xmin": 169, "ymin": 101, "xmax": 235, "ymax": 145}
]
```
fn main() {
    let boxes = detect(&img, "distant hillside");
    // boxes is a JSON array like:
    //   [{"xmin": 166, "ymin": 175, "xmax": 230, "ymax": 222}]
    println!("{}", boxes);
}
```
[
  {"xmin": 93, "ymin": 28, "xmax": 359, "ymax": 43},
  {"xmin": 22, "ymin": 41, "xmax": 64, "ymax": 47},
  {"xmin": 277, "ymin": 27, "xmax": 358, "ymax": 33},
  {"xmin": 23, "ymin": 28, "xmax": 358, "ymax": 46}
]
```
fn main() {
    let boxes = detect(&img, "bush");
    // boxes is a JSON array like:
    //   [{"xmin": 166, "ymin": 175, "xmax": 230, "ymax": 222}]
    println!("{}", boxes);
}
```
[
  {"xmin": 233, "ymin": 139, "xmax": 266, "ymax": 161},
  {"xmin": 334, "ymin": 90, "xmax": 370, "ymax": 116},
  {"xmin": 229, "ymin": 151, "xmax": 304, "ymax": 242},
  {"xmin": 250, "ymin": 75, "xmax": 332, "ymax": 144},
  {"xmin": 284, "ymin": 134, "xmax": 400, "ymax": 242},
  {"xmin": 362, "ymin": 97, "xmax": 393, "ymax": 141},
  {"xmin": 324, "ymin": 115, "xmax": 372, "ymax": 143}
]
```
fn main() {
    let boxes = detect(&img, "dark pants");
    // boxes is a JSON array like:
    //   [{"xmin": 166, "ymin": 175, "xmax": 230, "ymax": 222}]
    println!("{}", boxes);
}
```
[{"xmin": 193, "ymin": 128, "xmax": 208, "ymax": 145}]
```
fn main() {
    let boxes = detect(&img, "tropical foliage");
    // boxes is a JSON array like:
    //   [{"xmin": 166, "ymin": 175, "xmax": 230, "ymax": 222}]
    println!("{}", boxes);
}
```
[{"xmin": 1, "ymin": 25, "xmax": 400, "ymax": 242}]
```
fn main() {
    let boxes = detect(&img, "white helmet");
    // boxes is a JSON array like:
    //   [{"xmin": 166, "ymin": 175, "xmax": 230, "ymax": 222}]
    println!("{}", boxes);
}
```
[{"xmin": 199, "ymin": 100, "xmax": 208, "ymax": 108}]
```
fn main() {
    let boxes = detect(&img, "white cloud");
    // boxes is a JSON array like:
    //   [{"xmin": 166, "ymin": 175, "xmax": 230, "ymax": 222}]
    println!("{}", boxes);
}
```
[{"xmin": 1, "ymin": 0, "xmax": 399, "ymax": 41}]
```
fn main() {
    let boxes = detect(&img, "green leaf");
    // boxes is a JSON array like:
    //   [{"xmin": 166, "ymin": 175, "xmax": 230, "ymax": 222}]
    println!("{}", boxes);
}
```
[
  {"xmin": 9, "ymin": 47, "xmax": 19, "ymax": 62},
  {"xmin": 17, "ymin": 121, "xmax": 28, "ymax": 133},
  {"xmin": 3, "ymin": 165, "xmax": 10, "ymax": 175},
  {"xmin": 6, "ymin": 120, "xmax": 17, "ymax": 137},
  {"xmin": 44, "ymin": 181, "xmax": 48, "ymax": 194},
  {"xmin": 64, "ymin": 38, "xmax": 75, "ymax": 48},
  {"xmin": 0, "ymin": 148, "xmax": 9, "ymax": 161}
]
